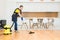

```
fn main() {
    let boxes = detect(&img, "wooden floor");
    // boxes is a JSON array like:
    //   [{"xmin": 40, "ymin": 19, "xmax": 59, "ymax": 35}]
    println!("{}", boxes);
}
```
[{"xmin": 0, "ymin": 30, "xmax": 60, "ymax": 40}]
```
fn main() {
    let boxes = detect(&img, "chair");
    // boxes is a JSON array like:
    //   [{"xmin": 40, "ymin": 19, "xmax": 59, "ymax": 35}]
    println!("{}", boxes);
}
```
[
  {"xmin": 38, "ymin": 19, "xmax": 43, "ymax": 28},
  {"xmin": 31, "ymin": 17, "xmax": 39, "ymax": 29},
  {"xmin": 21, "ymin": 18, "xmax": 29, "ymax": 30},
  {"xmin": 18, "ymin": 17, "xmax": 28, "ymax": 30},
  {"xmin": 48, "ymin": 18, "xmax": 54, "ymax": 30},
  {"xmin": 42, "ymin": 18, "xmax": 48, "ymax": 29}
]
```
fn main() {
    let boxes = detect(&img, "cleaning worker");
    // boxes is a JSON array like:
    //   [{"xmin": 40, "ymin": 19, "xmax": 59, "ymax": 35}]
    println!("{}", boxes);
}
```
[
  {"xmin": 12, "ymin": 5, "xmax": 34, "ymax": 34},
  {"xmin": 12, "ymin": 5, "xmax": 23, "ymax": 32}
]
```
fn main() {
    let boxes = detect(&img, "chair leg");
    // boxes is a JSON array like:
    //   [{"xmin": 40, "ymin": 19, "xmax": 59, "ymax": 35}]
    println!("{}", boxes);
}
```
[
  {"xmin": 33, "ymin": 23, "xmax": 39, "ymax": 29},
  {"xmin": 31, "ymin": 24, "xmax": 34, "ymax": 29},
  {"xmin": 37, "ymin": 24, "xmax": 38, "ymax": 29},
  {"xmin": 25, "ymin": 23, "xmax": 28, "ymax": 30},
  {"xmin": 20, "ymin": 25, "xmax": 23, "ymax": 30}
]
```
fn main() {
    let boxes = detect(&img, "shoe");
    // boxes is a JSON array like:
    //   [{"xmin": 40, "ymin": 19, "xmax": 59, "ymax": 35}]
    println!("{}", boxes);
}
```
[
  {"xmin": 15, "ymin": 30, "xmax": 18, "ymax": 32},
  {"xmin": 10, "ymin": 29, "xmax": 12, "ymax": 32}
]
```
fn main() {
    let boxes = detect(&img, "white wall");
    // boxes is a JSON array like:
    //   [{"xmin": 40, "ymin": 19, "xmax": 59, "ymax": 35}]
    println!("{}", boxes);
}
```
[
  {"xmin": 6, "ymin": 0, "xmax": 60, "ymax": 12},
  {"xmin": 0, "ymin": 0, "xmax": 60, "ymax": 30},
  {"xmin": 16, "ymin": 2, "xmax": 60, "ymax": 12},
  {"xmin": 8, "ymin": 0, "xmax": 60, "ymax": 2},
  {"xmin": 0, "ymin": 0, "xmax": 6, "ymax": 19},
  {"xmin": 5, "ymin": 1, "xmax": 60, "ymax": 25}
]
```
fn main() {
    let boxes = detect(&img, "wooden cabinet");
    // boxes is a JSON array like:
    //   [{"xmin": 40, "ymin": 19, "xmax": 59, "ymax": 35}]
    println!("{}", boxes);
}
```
[{"xmin": 23, "ymin": 12, "xmax": 58, "ymax": 17}]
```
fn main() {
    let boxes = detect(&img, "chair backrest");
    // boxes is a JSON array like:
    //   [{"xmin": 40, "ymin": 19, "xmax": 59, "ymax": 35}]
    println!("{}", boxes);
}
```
[
  {"xmin": 49, "ymin": 19, "xmax": 52, "ymax": 22},
  {"xmin": 40, "ymin": 19, "xmax": 43, "ymax": 23},
  {"xmin": 32, "ymin": 17, "xmax": 38, "ymax": 23},
  {"xmin": 17, "ymin": 17, "xmax": 23, "ymax": 25},
  {"xmin": 43, "ymin": 18, "xmax": 48, "ymax": 23},
  {"xmin": 48, "ymin": 18, "xmax": 54, "ymax": 23},
  {"xmin": 17, "ymin": 17, "xmax": 29, "ymax": 25}
]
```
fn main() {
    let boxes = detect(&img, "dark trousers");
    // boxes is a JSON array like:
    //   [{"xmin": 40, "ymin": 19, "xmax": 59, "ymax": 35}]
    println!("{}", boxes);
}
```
[
  {"xmin": 12, "ymin": 14, "xmax": 18, "ymax": 31},
  {"xmin": 13, "ymin": 21, "xmax": 17, "ymax": 31}
]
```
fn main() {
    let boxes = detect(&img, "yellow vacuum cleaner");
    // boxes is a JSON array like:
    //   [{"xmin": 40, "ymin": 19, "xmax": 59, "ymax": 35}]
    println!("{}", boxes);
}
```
[
  {"xmin": 3, "ymin": 22, "xmax": 14, "ymax": 35},
  {"xmin": 3, "ymin": 25, "xmax": 12, "ymax": 35}
]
